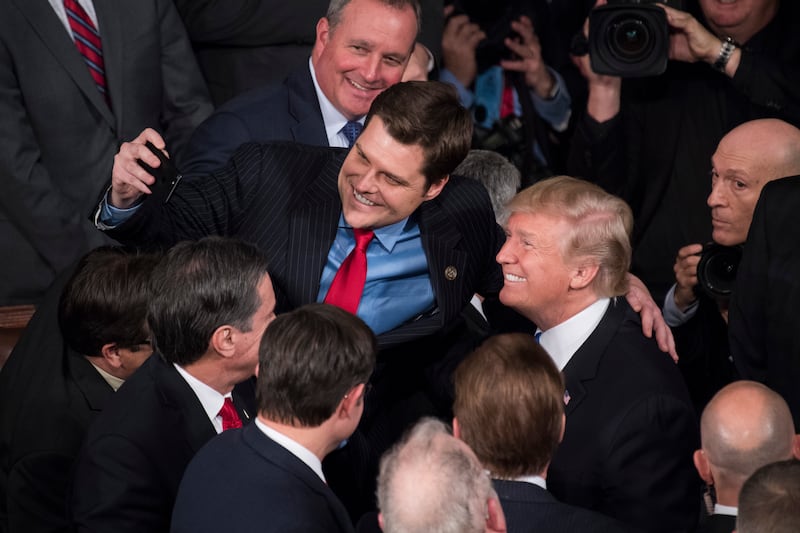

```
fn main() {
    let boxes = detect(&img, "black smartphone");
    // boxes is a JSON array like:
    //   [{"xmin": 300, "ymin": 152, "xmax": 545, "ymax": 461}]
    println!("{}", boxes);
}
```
[{"xmin": 137, "ymin": 141, "xmax": 182, "ymax": 203}]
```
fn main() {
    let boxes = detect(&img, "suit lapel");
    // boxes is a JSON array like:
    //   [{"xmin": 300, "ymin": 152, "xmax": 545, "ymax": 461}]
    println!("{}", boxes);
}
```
[
  {"xmin": 15, "ymin": 0, "xmax": 115, "ymax": 128},
  {"xmin": 150, "ymin": 355, "xmax": 217, "ymax": 454},
  {"xmin": 93, "ymin": 0, "xmax": 122, "ymax": 128},
  {"xmin": 561, "ymin": 299, "xmax": 627, "ymax": 416},
  {"xmin": 285, "ymin": 153, "xmax": 343, "ymax": 306},
  {"xmin": 288, "ymin": 68, "xmax": 330, "ymax": 146},
  {"xmin": 67, "ymin": 349, "xmax": 115, "ymax": 412}
]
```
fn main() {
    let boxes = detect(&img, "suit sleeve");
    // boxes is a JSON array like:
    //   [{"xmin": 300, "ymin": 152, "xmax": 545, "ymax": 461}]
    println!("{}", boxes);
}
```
[
  {"xmin": 602, "ymin": 394, "xmax": 699, "ymax": 533},
  {"xmin": 70, "ymin": 434, "xmax": 170, "ymax": 533},
  {"xmin": 155, "ymin": 0, "xmax": 213, "ymax": 165}
]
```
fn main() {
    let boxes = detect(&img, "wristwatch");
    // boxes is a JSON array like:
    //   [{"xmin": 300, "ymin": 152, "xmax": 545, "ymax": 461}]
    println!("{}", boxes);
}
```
[{"xmin": 713, "ymin": 37, "xmax": 737, "ymax": 73}]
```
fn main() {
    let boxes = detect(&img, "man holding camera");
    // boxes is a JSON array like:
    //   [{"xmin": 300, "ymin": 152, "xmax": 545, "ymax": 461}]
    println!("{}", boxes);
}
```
[
  {"xmin": 569, "ymin": 0, "xmax": 800, "ymax": 303},
  {"xmin": 662, "ymin": 118, "xmax": 800, "ymax": 414}
]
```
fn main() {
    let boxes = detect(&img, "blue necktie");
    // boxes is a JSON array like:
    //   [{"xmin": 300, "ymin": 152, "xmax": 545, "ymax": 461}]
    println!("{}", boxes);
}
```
[{"xmin": 341, "ymin": 121, "xmax": 363, "ymax": 147}]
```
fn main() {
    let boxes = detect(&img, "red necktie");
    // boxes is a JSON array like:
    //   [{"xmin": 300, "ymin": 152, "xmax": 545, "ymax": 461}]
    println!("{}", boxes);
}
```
[
  {"xmin": 63, "ymin": 0, "xmax": 110, "ymax": 107},
  {"xmin": 324, "ymin": 229, "xmax": 374, "ymax": 314},
  {"xmin": 218, "ymin": 397, "xmax": 242, "ymax": 431}
]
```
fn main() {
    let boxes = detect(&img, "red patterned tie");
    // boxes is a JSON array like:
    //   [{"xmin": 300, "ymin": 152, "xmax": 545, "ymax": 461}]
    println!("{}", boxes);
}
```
[
  {"xmin": 324, "ymin": 229, "xmax": 374, "ymax": 314},
  {"xmin": 218, "ymin": 397, "xmax": 242, "ymax": 431},
  {"xmin": 63, "ymin": 0, "xmax": 110, "ymax": 107}
]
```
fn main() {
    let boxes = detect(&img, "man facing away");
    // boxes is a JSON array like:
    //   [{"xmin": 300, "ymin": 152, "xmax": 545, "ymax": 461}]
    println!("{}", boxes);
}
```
[
  {"xmin": 171, "ymin": 303, "xmax": 376, "ymax": 533},
  {"xmin": 376, "ymin": 418, "xmax": 506, "ymax": 533},
  {"xmin": 453, "ymin": 332, "xmax": 636, "ymax": 533},
  {"xmin": 69, "ymin": 237, "xmax": 276, "ymax": 533},
  {"xmin": 693, "ymin": 380, "xmax": 800, "ymax": 533}
]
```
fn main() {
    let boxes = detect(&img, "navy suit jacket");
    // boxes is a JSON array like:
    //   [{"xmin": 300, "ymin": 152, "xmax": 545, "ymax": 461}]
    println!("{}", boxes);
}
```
[
  {"xmin": 493, "ymin": 479, "xmax": 637, "ymax": 533},
  {"xmin": 69, "ymin": 355, "xmax": 255, "ymax": 533},
  {"xmin": 171, "ymin": 423, "xmax": 354, "ymax": 533},
  {"xmin": 102, "ymin": 142, "xmax": 504, "ymax": 350},
  {"xmin": 547, "ymin": 299, "xmax": 700, "ymax": 533},
  {"xmin": 181, "ymin": 66, "xmax": 328, "ymax": 176},
  {"xmin": 696, "ymin": 513, "xmax": 735, "ymax": 533}
]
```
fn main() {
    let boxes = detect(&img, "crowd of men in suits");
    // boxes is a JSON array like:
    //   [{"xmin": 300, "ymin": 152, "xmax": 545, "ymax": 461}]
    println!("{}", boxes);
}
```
[{"xmin": 1, "ymin": 0, "xmax": 800, "ymax": 531}]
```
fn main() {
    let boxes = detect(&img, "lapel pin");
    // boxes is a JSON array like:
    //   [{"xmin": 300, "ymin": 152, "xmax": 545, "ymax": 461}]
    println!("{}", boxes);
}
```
[{"xmin": 444, "ymin": 266, "xmax": 458, "ymax": 281}]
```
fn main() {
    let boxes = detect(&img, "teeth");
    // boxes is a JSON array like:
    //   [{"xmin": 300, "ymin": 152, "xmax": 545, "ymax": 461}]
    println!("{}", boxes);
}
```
[
  {"xmin": 505, "ymin": 273, "xmax": 526, "ymax": 282},
  {"xmin": 354, "ymin": 190, "xmax": 376, "ymax": 206},
  {"xmin": 349, "ymin": 79, "xmax": 369, "ymax": 91}
]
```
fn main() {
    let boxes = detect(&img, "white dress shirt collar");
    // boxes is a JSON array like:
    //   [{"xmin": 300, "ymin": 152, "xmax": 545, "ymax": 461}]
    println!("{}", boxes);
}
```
[
  {"xmin": 714, "ymin": 503, "xmax": 738, "ymax": 517},
  {"xmin": 255, "ymin": 418, "xmax": 326, "ymax": 482},
  {"xmin": 48, "ymin": 0, "xmax": 100, "ymax": 37},
  {"xmin": 512, "ymin": 474, "xmax": 547, "ymax": 490},
  {"xmin": 538, "ymin": 298, "xmax": 611, "ymax": 371},
  {"xmin": 309, "ymin": 59, "xmax": 364, "ymax": 148},
  {"xmin": 173, "ymin": 363, "xmax": 228, "ymax": 434}
]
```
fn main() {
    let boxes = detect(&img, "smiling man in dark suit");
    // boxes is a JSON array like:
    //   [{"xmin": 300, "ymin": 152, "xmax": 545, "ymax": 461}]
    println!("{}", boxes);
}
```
[
  {"xmin": 69, "ymin": 237, "xmax": 275, "ymax": 533},
  {"xmin": 0, "ymin": 0, "xmax": 211, "ymax": 305},
  {"xmin": 172, "ymin": 303, "xmax": 375, "ymax": 533},
  {"xmin": 496, "ymin": 176, "xmax": 699, "ymax": 532}
]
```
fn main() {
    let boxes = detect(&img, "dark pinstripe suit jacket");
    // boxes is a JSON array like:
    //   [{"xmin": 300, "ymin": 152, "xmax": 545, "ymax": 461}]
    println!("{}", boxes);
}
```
[{"xmin": 103, "ymin": 141, "xmax": 505, "ymax": 348}]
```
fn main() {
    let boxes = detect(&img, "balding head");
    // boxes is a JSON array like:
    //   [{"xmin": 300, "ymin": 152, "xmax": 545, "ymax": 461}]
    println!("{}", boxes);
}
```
[
  {"xmin": 377, "ymin": 418, "xmax": 503, "ymax": 533},
  {"xmin": 696, "ymin": 381, "xmax": 797, "ymax": 503},
  {"xmin": 708, "ymin": 119, "xmax": 800, "ymax": 245}
]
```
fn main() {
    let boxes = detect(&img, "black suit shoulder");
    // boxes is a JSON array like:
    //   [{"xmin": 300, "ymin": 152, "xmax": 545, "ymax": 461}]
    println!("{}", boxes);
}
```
[{"xmin": 696, "ymin": 513, "xmax": 736, "ymax": 533}]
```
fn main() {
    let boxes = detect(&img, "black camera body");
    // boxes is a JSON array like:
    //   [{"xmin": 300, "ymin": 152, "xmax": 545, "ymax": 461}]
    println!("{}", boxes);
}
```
[
  {"xmin": 696, "ymin": 243, "xmax": 743, "ymax": 300},
  {"xmin": 589, "ymin": 0, "xmax": 676, "ymax": 77}
]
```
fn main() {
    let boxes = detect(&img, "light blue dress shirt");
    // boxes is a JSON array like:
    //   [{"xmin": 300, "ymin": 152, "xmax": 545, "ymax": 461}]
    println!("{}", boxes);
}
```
[{"xmin": 318, "ymin": 213, "xmax": 435, "ymax": 335}]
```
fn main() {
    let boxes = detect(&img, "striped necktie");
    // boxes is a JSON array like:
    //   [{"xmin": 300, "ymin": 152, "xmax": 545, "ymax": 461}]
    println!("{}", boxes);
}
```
[{"xmin": 63, "ymin": 0, "xmax": 110, "ymax": 107}]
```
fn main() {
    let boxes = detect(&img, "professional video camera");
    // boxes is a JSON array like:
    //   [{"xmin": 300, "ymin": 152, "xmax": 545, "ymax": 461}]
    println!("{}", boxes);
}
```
[{"xmin": 588, "ymin": 0, "xmax": 682, "ymax": 77}]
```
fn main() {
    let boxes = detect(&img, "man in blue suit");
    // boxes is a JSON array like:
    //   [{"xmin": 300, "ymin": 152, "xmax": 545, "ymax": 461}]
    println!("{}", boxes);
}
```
[
  {"xmin": 453, "ymin": 333, "xmax": 635, "ymax": 533},
  {"xmin": 115, "ymin": 0, "xmax": 420, "ymax": 178},
  {"xmin": 171, "ymin": 304, "xmax": 376, "ymax": 533}
]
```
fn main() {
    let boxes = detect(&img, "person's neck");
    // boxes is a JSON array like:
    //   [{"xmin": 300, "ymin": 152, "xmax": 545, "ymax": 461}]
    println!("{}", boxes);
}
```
[
  {"xmin": 707, "ymin": 7, "xmax": 778, "ymax": 44},
  {"xmin": 533, "ymin": 291, "xmax": 599, "ymax": 332},
  {"xmin": 713, "ymin": 483, "xmax": 741, "ymax": 508},
  {"xmin": 181, "ymin": 356, "xmax": 239, "ymax": 396},
  {"xmin": 257, "ymin": 415, "xmax": 337, "ymax": 461}
]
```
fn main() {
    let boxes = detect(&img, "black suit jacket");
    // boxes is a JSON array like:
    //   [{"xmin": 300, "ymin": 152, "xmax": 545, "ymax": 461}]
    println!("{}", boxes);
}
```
[
  {"xmin": 0, "ymin": 0, "xmax": 211, "ymax": 305},
  {"xmin": 493, "ymin": 479, "xmax": 636, "ymax": 533},
  {"xmin": 696, "ymin": 513, "xmax": 735, "ymax": 533},
  {"xmin": 729, "ymin": 175, "xmax": 800, "ymax": 428},
  {"xmin": 181, "ymin": 67, "xmax": 328, "ymax": 176},
  {"xmin": 69, "ymin": 355, "xmax": 255, "ymax": 533},
  {"xmin": 171, "ymin": 423, "xmax": 354, "ymax": 533},
  {"xmin": 548, "ymin": 299, "xmax": 700, "ymax": 533},
  {"xmin": 102, "ymin": 142, "xmax": 504, "ymax": 349}
]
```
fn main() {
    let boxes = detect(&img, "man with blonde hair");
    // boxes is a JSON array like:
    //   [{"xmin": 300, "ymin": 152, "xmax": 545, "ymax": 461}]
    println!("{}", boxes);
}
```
[{"xmin": 496, "ymin": 176, "xmax": 698, "ymax": 532}]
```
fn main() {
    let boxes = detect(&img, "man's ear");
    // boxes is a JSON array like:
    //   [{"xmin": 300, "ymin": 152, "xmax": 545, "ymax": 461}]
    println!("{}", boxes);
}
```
[
  {"xmin": 559, "ymin": 413, "xmax": 566, "ymax": 443},
  {"xmin": 316, "ymin": 17, "xmax": 331, "ymax": 47},
  {"xmin": 569, "ymin": 261, "xmax": 599, "ymax": 290},
  {"xmin": 378, "ymin": 512, "xmax": 385, "ymax": 531},
  {"xmin": 100, "ymin": 343, "xmax": 122, "ymax": 369},
  {"xmin": 210, "ymin": 325, "xmax": 237, "ymax": 359},
  {"xmin": 792, "ymin": 434, "xmax": 800, "ymax": 460},
  {"xmin": 422, "ymin": 175, "xmax": 449, "ymax": 201},
  {"xmin": 338, "ymin": 383, "xmax": 366, "ymax": 419},
  {"xmin": 452, "ymin": 417, "xmax": 461, "ymax": 439},
  {"xmin": 485, "ymin": 496, "xmax": 507, "ymax": 533},
  {"xmin": 693, "ymin": 449, "xmax": 714, "ymax": 485}
]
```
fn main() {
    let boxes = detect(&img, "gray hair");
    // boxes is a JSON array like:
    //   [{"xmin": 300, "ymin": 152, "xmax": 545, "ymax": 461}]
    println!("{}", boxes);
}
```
[
  {"xmin": 455, "ymin": 150, "xmax": 521, "ymax": 224},
  {"xmin": 326, "ymin": 0, "xmax": 421, "ymax": 35}
]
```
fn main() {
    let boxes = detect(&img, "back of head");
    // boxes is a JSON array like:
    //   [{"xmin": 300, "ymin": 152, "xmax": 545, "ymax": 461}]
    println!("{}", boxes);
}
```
[
  {"xmin": 147, "ymin": 237, "xmax": 269, "ymax": 366},
  {"xmin": 256, "ymin": 303, "xmax": 376, "ymax": 426},
  {"xmin": 378, "ymin": 418, "xmax": 491, "ymax": 533},
  {"xmin": 701, "ymin": 381, "xmax": 796, "ymax": 489},
  {"xmin": 737, "ymin": 459, "xmax": 800, "ymax": 533},
  {"xmin": 454, "ymin": 150, "xmax": 521, "ymax": 223},
  {"xmin": 507, "ymin": 176, "xmax": 633, "ymax": 297},
  {"xmin": 454, "ymin": 333, "xmax": 563, "ymax": 478},
  {"xmin": 59, "ymin": 247, "xmax": 160, "ymax": 357},
  {"xmin": 366, "ymin": 80, "xmax": 472, "ymax": 187}
]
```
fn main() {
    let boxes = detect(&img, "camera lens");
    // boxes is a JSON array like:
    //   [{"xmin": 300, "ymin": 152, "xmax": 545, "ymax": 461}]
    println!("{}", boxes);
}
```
[{"xmin": 607, "ymin": 16, "xmax": 653, "ymax": 62}]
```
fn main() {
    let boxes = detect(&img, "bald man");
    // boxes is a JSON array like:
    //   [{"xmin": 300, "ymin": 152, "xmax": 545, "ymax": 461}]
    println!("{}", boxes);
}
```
[
  {"xmin": 663, "ymin": 119, "xmax": 800, "ymax": 413},
  {"xmin": 693, "ymin": 381, "xmax": 800, "ymax": 533}
]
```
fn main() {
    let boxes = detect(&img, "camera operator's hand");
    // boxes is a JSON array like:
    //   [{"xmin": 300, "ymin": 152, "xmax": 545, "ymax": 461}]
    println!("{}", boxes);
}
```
[
  {"xmin": 111, "ymin": 128, "xmax": 168, "ymax": 209},
  {"xmin": 673, "ymin": 243, "xmax": 703, "ymax": 312},
  {"xmin": 441, "ymin": 5, "xmax": 486, "ymax": 88},
  {"xmin": 571, "ymin": 0, "xmax": 621, "ymax": 122},
  {"xmin": 659, "ymin": 5, "xmax": 741, "ymax": 76},
  {"xmin": 500, "ymin": 16, "xmax": 554, "ymax": 99}
]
